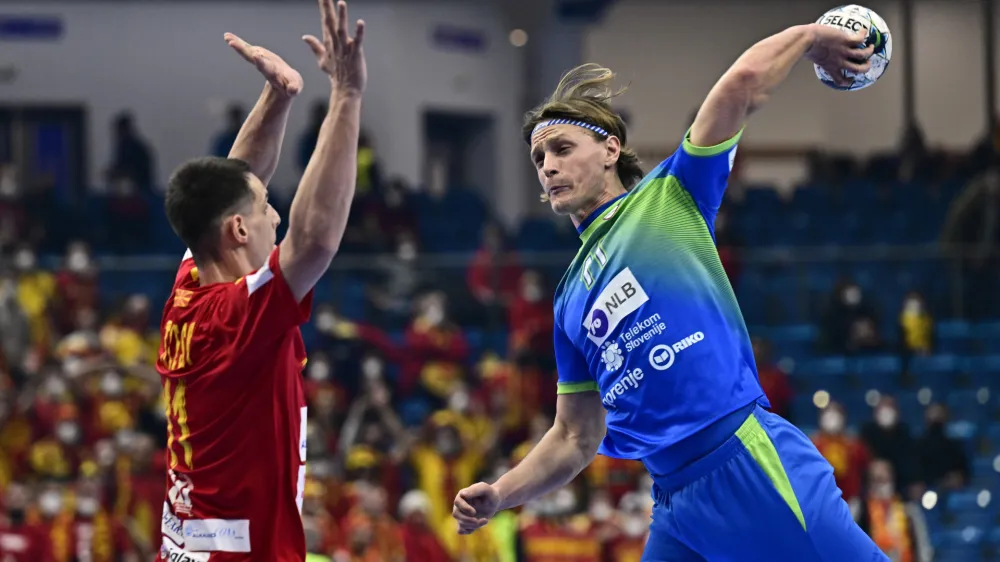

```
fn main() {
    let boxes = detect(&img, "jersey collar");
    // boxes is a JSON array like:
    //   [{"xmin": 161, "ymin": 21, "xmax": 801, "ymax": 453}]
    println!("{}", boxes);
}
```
[{"xmin": 577, "ymin": 192, "xmax": 627, "ymax": 242}]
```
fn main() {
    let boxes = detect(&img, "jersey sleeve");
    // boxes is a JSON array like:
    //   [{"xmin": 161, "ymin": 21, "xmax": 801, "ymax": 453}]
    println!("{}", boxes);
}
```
[
  {"xmin": 655, "ymin": 128, "xmax": 742, "ymax": 233},
  {"xmin": 174, "ymin": 249, "xmax": 199, "ymax": 288},
  {"xmin": 554, "ymin": 322, "xmax": 597, "ymax": 394},
  {"xmin": 222, "ymin": 246, "xmax": 314, "ymax": 347}
]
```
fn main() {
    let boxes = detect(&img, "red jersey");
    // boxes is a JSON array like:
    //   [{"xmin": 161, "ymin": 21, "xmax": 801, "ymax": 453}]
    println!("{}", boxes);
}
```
[
  {"xmin": 0, "ymin": 522, "xmax": 52, "ymax": 562},
  {"xmin": 155, "ymin": 248, "xmax": 313, "ymax": 562}
]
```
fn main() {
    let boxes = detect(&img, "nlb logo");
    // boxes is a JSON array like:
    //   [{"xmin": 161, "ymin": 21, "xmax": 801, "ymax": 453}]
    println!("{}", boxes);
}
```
[
  {"xmin": 602, "ymin": 367, "xmax": 644, "ymax": 409},
  {"xmin": 649, "ymin": 332, "xmax": 706, "ymax": 371},
  {"xmin": 583, "ymin": 268, "xmax": 649, "ymax": 346}
]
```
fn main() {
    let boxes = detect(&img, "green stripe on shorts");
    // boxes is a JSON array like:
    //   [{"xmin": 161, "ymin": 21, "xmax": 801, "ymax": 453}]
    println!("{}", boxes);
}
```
[{"xmin": 735, "ymin": 414, "xmax": 807, "ymax": 531}]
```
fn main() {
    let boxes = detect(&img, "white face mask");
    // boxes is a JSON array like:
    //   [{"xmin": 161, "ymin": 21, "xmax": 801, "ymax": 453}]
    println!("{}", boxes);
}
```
[
  {"xmin": 622, "ymin": 515, "xmax": 647, "ymax": 538},
  {"xmin": 308, "ymin": 361, "xmax": 331, "ymax": 382},
  {"xmin": 875, "ymin": 407, "xmax": 898, "ymax": 429},
  {"xmin": 14, "ymin": 249, "xmax": 35, "ymax": 271},
  {"xmin": 39, "ymin": 491, "xmax": 63, "ymax": 516},
  {"xmin": 552, "ymin": 488, "xmax": 576, "ymax": 515},
  {"xmin": 56, "ymin": 422, "xmax": 80, "ymax": 445},
  {"xmin": 448, "ymin": 391, "xmax": 470, "ymax": 414},
  {"xmin": 45, "ymin": 376, "xmax": 67, "ymax": 397},
  {"xmin": 820, "ymin": 411, "xmax": 845, "ymax": 434},
  {"xmin": 872, "ymin": 482, "xmax": 894, "ymax": 499},
  {"xmin": 362, "ymin": 357, "xmax": 383, "ymax": 381},
  {"xmin": 588, "ymin": 500, "xmax": 613, "ymax": 522},
  {"xmin": 115, "ymin": 429, "xmax": 136, "ymax": 450},
  {"xmin": 100, "ymin": 371, "xmax": 124, "ymax": 397},
  {"xmin": 523, "ymin": 284, "xmax": 543, "ymax": 303},
  {"xmin": 903, "ymin": 298, "xmax": 922, "ymax": 315},
  {"xmin": 423, "ymin": 305, "xmax": 444, "ymax": 327},
  {"xmin": 76, "ymin": 497, "xmax": 99, "ymax": 517},
  {"xmin": 67, "ymin": 250, "xmax": 90, "ymax": 273},
  {"xmin": 397, "ymin": 242, "xmax": 417, "ymax": 262},
  {"xmin": 842, "ymin": 286, "xmax": 862, "ymax": 306},
  {"xmin": 95, "ymin": 440, "xmax": 117, "ymax": 467}
]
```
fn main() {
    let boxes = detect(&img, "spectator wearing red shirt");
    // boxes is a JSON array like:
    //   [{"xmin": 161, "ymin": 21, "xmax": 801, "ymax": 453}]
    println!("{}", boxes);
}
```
[
  {"xmin": 508, "ymin": 270, "xmax": 554, "ymax": 361},
  {"xmin": 467, "ymin": 223, "xmax": 523, "ymax": 308},
  {"xmin": 400, "ymin": 292, "xmax": 469, "ymax": 403},
  {"xmin": 53, "ymin": 242, "xmax": 100, "ymax": 337},
  {"xmin": 397, "ymin": 490, "xmax": 450, "ymax": 562},
  {"xmin": 752, "ymin": 337, "xmax": 793, "ymax": 421},
  {"xmin": 811, "ymin": 402, "xmax": 870, "ymax": 502},
  {"xmin": 0, "ymin": 483, "xmax": 53, "ymax": 562}
]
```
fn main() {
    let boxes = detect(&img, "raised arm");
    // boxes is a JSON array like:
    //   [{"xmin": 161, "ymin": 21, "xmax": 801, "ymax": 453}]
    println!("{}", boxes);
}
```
[
  {"xmin": 278, "ymin": 0, "xmax": 366, "ymax": 302},
  {"xmin": 689, "ymin": 23, "xmax": 873, "ymax": 148},
  {"xmin": 452, "ymin": 391, "xmax": 606, "ymax": 534},
  {"xmin": 223, "ymin": 33, "xmax": 304, "ymax": 186}
]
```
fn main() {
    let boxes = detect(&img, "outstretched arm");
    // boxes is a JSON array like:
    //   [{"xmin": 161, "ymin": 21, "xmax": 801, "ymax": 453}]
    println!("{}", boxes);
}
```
[
  {"xmin": 690, "ymin": 23, "xmax": 873, "ymax": 147},
  {"xmin": 279, "ymin": 0, "xmax": 367, "ymax": 302},
  {"xmin": 452, "ymin": 391, "xmax": 606, "ymax": 534},
  {"xmin": 224, "ymin": 33, "xmax": 304, "ymax": 185}
]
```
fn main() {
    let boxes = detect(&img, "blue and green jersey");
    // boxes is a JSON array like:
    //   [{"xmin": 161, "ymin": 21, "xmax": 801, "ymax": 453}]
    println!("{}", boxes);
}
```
[{"xmin": 552, "ymin": 129, "xmax": 767, "ymax": 460}]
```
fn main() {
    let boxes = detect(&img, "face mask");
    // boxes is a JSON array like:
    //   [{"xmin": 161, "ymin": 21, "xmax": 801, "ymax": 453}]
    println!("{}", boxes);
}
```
[
  {"xmin": 842, "ymin": 286, "xmax": 862, "ymax": 306},
  {"xmin": 0, "ymin": 279, "xmax": 14, "ymax": 300},
  {"xmin": 46, "ymin": 376, "xmax": 67, "ymax": 397},
  {"xmin": 67, "ymin": 250, "xmax": 90, "ymax": 273},
  {"xmin": 100, "ymin": 371, "xmax": 123, "ymax": 397},
  {"xmin": 95, "ymin": 440, "xmax": 117, "ymax": 467},
  {"xmin": 56, "ymin": 421, "xmax": 80, "ymax": 445},
  {"xmin": 115, "ymin": 429, "xmax": 136, "ymax": 450},
  {"xmin": 316, "ymin": 312, "xmax": 335, "ymax": 332},
  {"xmin": 76, "ymin": 497, "xmax": 99, "ymax": 517},
  {"xmin": 14, "ymin": 249, "xmax": 35, "ymax": 271},
  {"xmin": 875, "ymin": 407, "xmax": 898, "ymax": 429},
  {"xmin": 39, "ymin": 491, "xmax": 63, "ymax": 516},
  {"xmin": 523, "ymin": 284, "xmax": 543, "ymax": 303},
  {"xmin": 903, "ymin": 298, "xmax": 922, "ymax": 315},
  {"xmin": 362, "ymin": 357, "xmax": 383, "ymax": 380},
  {"xmin": 423, "ymin": 305, "xmax": 444, "ymax": 327},
  {"xmin": 435, "ymin": 432, "xmax": 460, "ymax": 456},
  {"xmin": 308, "ymin": 361, "xmax": 331, "ymax": 382},
  {"xmin": 448, "ymin": 391, "xmax": 470, "ymax": 414},
  {"xmin": 820, "ymin": 411, "xmax": 845, "ymax": 434},
  {"xmin": 0, "ymin": 168, "xmax": 17, "ymax": 197},
  {"xmin": 552, "ymin": 489, "xmax": 576, "ymax": 515},
  {"xmin": 872, "ymin": 482, "xmax": 894, "ymax": 500},
  {"xmin": 622, "ymin": 515, "xmax": 647, "ymax": 538},
  {"xmin": 589, "ymin": 500, "xmax": 613, "ymax": 522},
  {"xmin": 397, "ymin": 242, "xmax": 417, "ymax": 262}
]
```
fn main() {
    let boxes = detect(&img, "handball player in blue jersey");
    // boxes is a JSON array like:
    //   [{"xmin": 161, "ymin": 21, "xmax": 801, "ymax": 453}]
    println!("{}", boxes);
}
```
[{"xmin": 452, "ymin": 22, "xmax": 891, "ymax": 562}]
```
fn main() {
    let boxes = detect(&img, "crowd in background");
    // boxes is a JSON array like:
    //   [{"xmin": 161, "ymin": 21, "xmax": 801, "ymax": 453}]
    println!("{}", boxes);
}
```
[{"xmin": 0, "ymin": 107, "xmax": 998, "ymax": 562}]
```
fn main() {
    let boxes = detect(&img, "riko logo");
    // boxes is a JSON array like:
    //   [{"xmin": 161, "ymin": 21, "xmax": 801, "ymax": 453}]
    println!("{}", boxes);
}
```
[
  {"xmin": 583, "ymin": 268, "xmax": 649, "ymax": 346},
  {"xmin": 649, "ymin": 332, "xmax": 706, "ymax": 371}
]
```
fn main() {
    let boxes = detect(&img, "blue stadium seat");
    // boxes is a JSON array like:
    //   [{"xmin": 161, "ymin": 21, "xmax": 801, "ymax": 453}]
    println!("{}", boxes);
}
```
[
  {"xmin": 934, "ymin": 526, "xmax": 984, "ymax": 548},
  {"xmin": 937, "ymin": 320, "xmax": 974, "ymax": 355},
  {"xmin": 967, "ymin": 356, "xmax": 1000, "ymax": 390},
  {"xmin": 794, "ymin": 356, "xmax": 849, "ymax": 377},
  {"xmin": 947, "ymin": 391, "xmax": 991, "ymax": 423},
  {"xmin": 896, "ymin": 391, "xmax": 925, "ymax": 428},
  {"xmin": 910, "ymin": 354, "xmax": 963, "ymax": 375}
]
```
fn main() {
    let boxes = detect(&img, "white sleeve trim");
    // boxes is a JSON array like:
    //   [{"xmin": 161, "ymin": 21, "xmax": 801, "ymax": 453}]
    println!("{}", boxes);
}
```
[
  {"xmin": 245, "ymin": 261, "xmax": 275, "ymax": 296},
  {"xmin": 182, "ymin": 249, "xmax": 193, "ymax": 261}
]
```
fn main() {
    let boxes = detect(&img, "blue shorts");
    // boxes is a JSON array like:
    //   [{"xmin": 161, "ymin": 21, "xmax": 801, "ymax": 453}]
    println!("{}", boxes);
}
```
[{"xmin": 641, "ymin": 406, "xmax": 889, "ymax": 562}]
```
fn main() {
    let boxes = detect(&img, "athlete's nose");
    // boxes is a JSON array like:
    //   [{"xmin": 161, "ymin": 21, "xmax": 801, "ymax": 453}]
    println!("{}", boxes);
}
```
[{"xmin": 542, "ymin": 153, "xmax": 559, "ymax": 177}]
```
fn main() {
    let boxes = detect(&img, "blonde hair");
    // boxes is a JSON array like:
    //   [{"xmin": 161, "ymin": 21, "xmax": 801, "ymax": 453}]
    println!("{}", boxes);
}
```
[{"xmin": 523, "ymin": 64, "xmax": 644, "ymax": 196}]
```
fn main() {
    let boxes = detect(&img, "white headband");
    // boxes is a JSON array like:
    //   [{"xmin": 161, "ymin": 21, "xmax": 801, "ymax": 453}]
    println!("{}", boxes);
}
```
[{"xmin": 531, "ymin": 118, "xmax": 610, "ymax": 138}]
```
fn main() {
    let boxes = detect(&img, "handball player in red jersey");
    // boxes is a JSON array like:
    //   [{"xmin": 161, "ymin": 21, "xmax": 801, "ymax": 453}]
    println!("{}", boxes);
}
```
[{"xmin": 154, "ymin": 1, "xmax": 366, "ymax": 560}]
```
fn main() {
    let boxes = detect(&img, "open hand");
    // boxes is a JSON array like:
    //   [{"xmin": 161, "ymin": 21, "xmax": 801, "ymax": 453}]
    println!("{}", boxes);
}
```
[
  {"xmin": 224, "ymin": 33, "xmax": 303, "ymax": 98},
  {"xmin": 303, "ymin": 0, "xmax": 366, "ymax": 94},
  {"xmin": 452, "ymin": 482, "xmax": 500, "ymax": 535},
  {"xmin": 806, "ymin": 25, "xmax": 875, "ymax": 88}
]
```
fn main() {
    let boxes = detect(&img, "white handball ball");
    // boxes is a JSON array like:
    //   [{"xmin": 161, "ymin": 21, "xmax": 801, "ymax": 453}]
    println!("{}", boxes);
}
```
[{"xmin": 814, "ymin": 4, "xmax": 892, "ymax": 91}]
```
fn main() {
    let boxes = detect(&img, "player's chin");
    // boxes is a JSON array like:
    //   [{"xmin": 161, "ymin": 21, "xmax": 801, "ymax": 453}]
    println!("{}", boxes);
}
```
[{"xmin": 548, "ymin": 192, "xmax": 575, "ymax": 215}]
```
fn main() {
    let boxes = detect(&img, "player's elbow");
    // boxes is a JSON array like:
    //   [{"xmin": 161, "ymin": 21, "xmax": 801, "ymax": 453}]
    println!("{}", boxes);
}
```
[{"xmin": 288, "ymin": 225, "xmax": 341, "ymax": 263}]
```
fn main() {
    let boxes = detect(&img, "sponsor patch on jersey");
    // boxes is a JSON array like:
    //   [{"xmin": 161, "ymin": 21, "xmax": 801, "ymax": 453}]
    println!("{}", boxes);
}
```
[
  {"xmin": 161, "ymin": 502, "xmax": 184, "ymax": 546},
  {"xmin": 160, "ymin": 537, "xmax": 209, "ymax": 562},
  {"xmin": 183, "ymin": 518, "xmax": 251, "ymax": 553},
  {"xmin": 583, "ymin": 268, "xmax": 649, "ymax": 346},
  {"xmin": 648, "ymin": 332, "xmax": 706, "ymax": 371}
]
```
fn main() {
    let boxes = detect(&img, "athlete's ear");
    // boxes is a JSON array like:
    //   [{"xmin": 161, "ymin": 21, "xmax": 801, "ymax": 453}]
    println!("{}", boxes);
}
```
[
  {"xmin": 230, "ymin": 215, "xmax": 249, "ymax": 245},
  {"xmin": 604, "ymin": 136, "xmax": 621, "ymax": 170}
]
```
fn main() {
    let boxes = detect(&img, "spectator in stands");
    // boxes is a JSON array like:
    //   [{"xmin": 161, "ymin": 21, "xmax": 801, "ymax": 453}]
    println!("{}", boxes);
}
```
[
  {"xmin": 0, "ymin": 271, "xmax": 30, "ymax": 375},
  {"xmin": 861, "ymin": 395, "xmax": 919, "ymax": 497},
  {"xmin": 811, "ymin": 401, "xmax": 870, "ymax": 502},
  {"xmin": 355, "ymin": 130, "xmax": 381, "ymax": 199},
  {"xmin": 519, "ymin": 487, "xmax": 599, "ymax": 562},
  {"xmin": 53, "ymin": 241, "xmax": 99, "ymax": 338},
  {"xmin": 105, "ymin": 112, "xmax": 155, "ymax": 193},
  {"xmin": 898, "ymin": 290, "xmax": 934, "ymax": 361},
  {"xmin": 398, "ymin": 490, "xmax": 450, "ymax": 562},
  {"xmin": 0, "ymin": 483, "xmax": 51, "ymax": 561},
  {"xmin": 508, "ymin": 270, "xmax": 554, "ymax": 367},
  {"xmin": 367, "ymin": 231, "xmax": 434, "ymax": 328},
  {"xmin": 99, "ymin": 294, "xmax": 157, "ymax": 368},
  {"xmin": 606, "ymin": 491, "xmax": 653, "ymax": 561},
  {"xmin": 400, "ymin": 291, "xmax": 470, "ymax": 404},
  {"xmin": 752, "ymin": 337, "xmax": 793, "ymax": 421},
  {"xmin": 46, "ymin": 475, "xmax": 136, "ymax": 562},
  {"xmin": 715, "ymin": 205, "xmax": 742, "ymax": 287},
  {"xmin": 914, "ymin": 403, "xmax": 969, "ymax": 492},
  {"xmin": 0, "ymin": 164, "xmax": 26, "ymax": 250},
  {"xmin": 820, "ymin": 277, "xmax": 885, "ymax": 355},
  {"xmin": 850, "ymin": 459, "xmax": 934, "ymax": 562},
  {"xmin": 12, "ymin": 244, "xmax": 56, "ymax": 351},
  {"xmin": 210, "ymin": 103, "xmax": 245, "ymax": 157},
  {"xmin": 940, "ymin": 162, "xmax": 1000, "ymax": 318},
  {"xmin": 467, "ymin": 223, "xmax": 523, "ymax": 324}
]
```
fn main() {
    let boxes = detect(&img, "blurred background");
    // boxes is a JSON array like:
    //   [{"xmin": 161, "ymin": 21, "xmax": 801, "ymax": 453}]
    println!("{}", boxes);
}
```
[{"xmin": 0, "ymin": 0, "xmax": 998, "ymax": 560}]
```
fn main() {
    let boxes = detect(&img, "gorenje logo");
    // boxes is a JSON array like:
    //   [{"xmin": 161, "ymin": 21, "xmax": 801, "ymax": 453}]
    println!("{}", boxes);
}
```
[
  {"xmin": 649, "ymin": 332, "xmax": 705, "ymax": 371},
  {"xmin": 602, "ymin": 367, "xmax": 644, "ymax": 409},
  {"xmin": 583, "ymin": 268, "xmax": 649, "ymax": 346}
]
